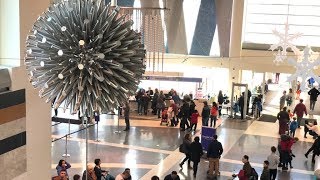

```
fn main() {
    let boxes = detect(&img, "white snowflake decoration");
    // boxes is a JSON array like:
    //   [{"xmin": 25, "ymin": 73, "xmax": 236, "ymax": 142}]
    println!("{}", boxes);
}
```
[
  {"xmin": 270, "ymin": 21, "xmax": 303, "ymax": 63},
  {"xmin": 287, "ymin": 46, "xmax": 320, "ymax": 91},
  {"xmin": 273, "ymin": 50, "xmax": 286, "ymax": 65}
]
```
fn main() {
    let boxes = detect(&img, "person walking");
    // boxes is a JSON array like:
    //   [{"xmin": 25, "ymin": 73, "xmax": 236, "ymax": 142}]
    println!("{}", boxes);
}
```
[
  {"xmin": 286, "ymin": 88, "xmax": 294, "ymax": 107},
  {"xmin": 179, "ymin": 133, "xmax": 192, "ymax": 169},
  {"xmin": 289, "ymin": 117, "xmax": 298, "ymax": 137},
  {"xmin": 296, "ymin": 81, "xmax": 301, "ymax": 100},
  {"xmin": 305, "ymin": 136, "xmax": 320, "ymax": 163},
  {"xmin": 207, "ymin": 135, "xmax": 223, "ymax": 177},
  {"xmin": 267, "ymin": 146, "xmax": 280, "ymax": 180},
  {"xmin": 217, "ymin": 90, "xmax": 224, "ymax": 117},
  {"xmin": 190, "ymin": 110, "xmax": 199, "ymax": 131},
  {"xmin": 190, "ymin": 136, "xmax": 203, "ymax": 178},
  {"xmin": 279, "ymin": 91, "xmax": 287, "ymax": 111},
  {"xmin": 293, "ymin": 99, "xmax": 307, "ymax": 129},
  {"xmin": 202, "ymin": 101, "xmax": 210, "ymax": 126},
  {"xmin": 279, "ymin": 135, "xmax": 294, "ymax": 171},
  {"xmin": 308, "ymin": 86, "xmax": 320, "ymax": 111},
  {"xmin": 277, "ymin": 107, "xmax": 290, "ymax": 135},
  {"xmin": 180, "ymin": 100, "xmax": 190, "ymax": 131},
  {"xmin": 123, "ymin": 101, "xmax": 130, "ymax": 131}
]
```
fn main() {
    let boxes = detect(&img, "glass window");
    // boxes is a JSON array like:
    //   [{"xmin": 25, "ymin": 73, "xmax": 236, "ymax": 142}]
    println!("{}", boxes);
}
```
[
  {"xmin": 183, "ymin": 0, "xmax": 201, "ymax": 53},
  {"xmin": 243, "ymin": 0, "xmax": 320, "ymax": 48}
]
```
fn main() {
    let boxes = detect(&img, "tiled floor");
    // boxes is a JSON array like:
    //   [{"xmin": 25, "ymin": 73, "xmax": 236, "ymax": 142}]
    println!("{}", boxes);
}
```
[{"xmin": 51, "ymin": 85, "xmax": 320, "ymax": 180}]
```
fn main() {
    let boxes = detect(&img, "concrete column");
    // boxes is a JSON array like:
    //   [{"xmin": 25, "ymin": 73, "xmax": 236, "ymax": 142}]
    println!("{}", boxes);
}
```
[
  {"xmin": 229, "ymin": 0, "xmax": 245, "ymax": 58},
  {"xmin": 17, "ymin": 0, "xmax": 52, "ymax": 179},
  {"xmin": 0, "ymin": 0, "xmax": 20, "ymax": 66},
  {"xmin": 215, "ymin": 0, "xmax": 233, "ymax": 57},
  {"xmin": 164, "ymin": 0, "xmax": 188, "ymax": 54},
  {"xmin": 228, "ymin": 0, "xmax": 245, "ymax": 96}
]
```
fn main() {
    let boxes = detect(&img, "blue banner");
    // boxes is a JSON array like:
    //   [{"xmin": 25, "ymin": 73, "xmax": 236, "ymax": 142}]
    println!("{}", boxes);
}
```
[
  {"xmin": 142, "ymin": 76, "xmax": 202, "ymax": 83},
  {"xmin": 201, "ymin": 126, "xmax": 216, "ymax": 151}
]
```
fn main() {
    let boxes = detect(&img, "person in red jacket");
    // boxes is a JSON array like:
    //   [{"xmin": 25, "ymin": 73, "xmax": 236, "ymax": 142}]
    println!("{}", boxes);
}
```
[
  {"xmin": 279, "ymin": 135, "xmax": 295, "ymax": 171},
  {"xmin": 293, "ymin": 99, "xmax": 307, "ymax": 129},
  {"xmin": 190, "ymin": 110, "xmax": 199, "ymax": 131}
]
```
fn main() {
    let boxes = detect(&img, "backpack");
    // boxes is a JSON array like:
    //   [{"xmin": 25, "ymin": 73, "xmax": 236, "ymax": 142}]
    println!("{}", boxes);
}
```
[
  {"xmin": 250, "ymin": 168, "xmax": 258, "ymax": 180},
  {"xmin": 179, "ymin": 143, "xmax": 185, "ymax": 153}
]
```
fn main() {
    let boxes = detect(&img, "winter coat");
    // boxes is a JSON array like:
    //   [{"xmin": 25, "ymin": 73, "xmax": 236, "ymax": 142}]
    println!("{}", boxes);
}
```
[
  {"xmin": 202, "ymin": 105, "xmax": 210, "ymax": 118},
  {"xmin": 190, "ymin": 141, "xmax": 203, "ymax": 163},
  {"xmin": 308, "ymin": 87, "xmax": 320, "ymax": 101},
  {"xmin": 293, "ymin": 103, "xmax": 307, "ymax": 117}
]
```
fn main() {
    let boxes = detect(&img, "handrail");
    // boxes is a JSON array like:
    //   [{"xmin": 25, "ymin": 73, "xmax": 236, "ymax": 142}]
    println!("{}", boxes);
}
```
[{"xmin": 51, "ymin": 123, "xmax": 95, "ymax": 142}]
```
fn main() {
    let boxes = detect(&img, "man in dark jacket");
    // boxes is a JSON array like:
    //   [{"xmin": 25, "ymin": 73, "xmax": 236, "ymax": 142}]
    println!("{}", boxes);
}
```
[
  {"xmin": 190, "ymin": 136, "xmax": 203, "ymax": 178},
  {"xmin": 164, "ymin": 171, "xmax": 180, "ymax": 180},
  {"xmin": 247, "ymin": 90, "xmax": 252, "ymax": 115},
  {"xmin": 202, "ymin": 101, "xmax": 210, "ymax": 126},
  {"xmin": 180, "ymin": 100, "xmax": 190, "ymax": 131},
  {"xmin": 207, "ymin": 135, "xmax": 223, "ymax": 177},
  {"xmin": 293, "ymin": 99, "xmax": 307, "ymax": 128},
  {"xmin": 308, "ymin": 87, "xmax": 320, "ymax": 111},
  {"xmin": 242, "ymin": 155, "xmax": 252, "ymax": 179},
  {"xmin": 305, "ymin": 136, "xmax": 320, "ymax": 163},
  {"xmin": 239, "ymin": 92, "xmax": 245, "ymax": 119}
]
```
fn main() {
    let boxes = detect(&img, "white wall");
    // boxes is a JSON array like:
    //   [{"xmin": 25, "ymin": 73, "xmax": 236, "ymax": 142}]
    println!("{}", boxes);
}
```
[{"xmin": 0, "ymin": 0, "xmax": 20, "ymax": 67}]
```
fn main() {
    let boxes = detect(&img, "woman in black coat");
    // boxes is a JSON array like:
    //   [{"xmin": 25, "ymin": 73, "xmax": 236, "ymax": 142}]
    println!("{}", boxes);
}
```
[{"xmin": 190, "ymin": 136, "xmax": 203, "ymax": 178}]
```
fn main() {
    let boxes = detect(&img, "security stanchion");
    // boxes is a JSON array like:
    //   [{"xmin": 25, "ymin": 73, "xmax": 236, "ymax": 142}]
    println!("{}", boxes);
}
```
[
  {"xmin": 95, "ymin": 120, "xmax": 100, "ymax": 142},
  {"xmin": 114, "ymin": 107, "xmax": 121, "ymax": 134},
  {"xmin": 67, "ymin": 119, "xmax": 72, "ymax": 138},
  {"xmin": 62, "ymin": 135, "xmax": 70, "ymax": 157},
  {"xmin": 85, "ymin": 116, "xmax": 89, "ymax": 180}
]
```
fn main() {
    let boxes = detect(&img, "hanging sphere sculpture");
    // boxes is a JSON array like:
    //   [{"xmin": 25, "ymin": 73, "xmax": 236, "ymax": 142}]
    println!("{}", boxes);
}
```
[{"xmin": 25, "ymin": 0, "xmax": 146, "ymax": 116}]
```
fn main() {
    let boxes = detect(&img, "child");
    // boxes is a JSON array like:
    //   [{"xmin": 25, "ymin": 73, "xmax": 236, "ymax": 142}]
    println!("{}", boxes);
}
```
[
  {"xmin": 288, "ymin": 109, "xmax": 294, "ymax": 120},
  {"xmin": 161, "ymin": 107, "xmax": 169, "ymax": 125},
  {"xmin": 210, "ymin": 102, "xmax": 219, "ymax": 127},
  {"xmin": 288, "ymin": 151, "xmax": 295, "ymax": 168},
  {"xmin": 289, "ymin": 117, "xmax": 298, "ymax": 137},
  {"xmin": 190, "ymin": 110, "xmax": 199, "ymax": 131},
  {"xmin": 267, "ymin": 146, "xmax": 280, "ymax": 180},
  {"xmin": 260, "ymin": 160, "xmax": 270, "ymax": 180}
]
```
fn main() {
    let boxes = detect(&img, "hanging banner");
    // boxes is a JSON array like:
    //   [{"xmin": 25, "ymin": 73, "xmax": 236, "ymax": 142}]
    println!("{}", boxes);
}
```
[{"xmin": 142, "ymin": 76, "xmax": 202, "ymax": 83}]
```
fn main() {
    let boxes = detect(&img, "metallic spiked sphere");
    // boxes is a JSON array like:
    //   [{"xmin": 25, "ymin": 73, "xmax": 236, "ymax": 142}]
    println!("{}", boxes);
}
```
[{"xmin": 25, "ymin": 0, "xmax": 146, "ymax": 116}]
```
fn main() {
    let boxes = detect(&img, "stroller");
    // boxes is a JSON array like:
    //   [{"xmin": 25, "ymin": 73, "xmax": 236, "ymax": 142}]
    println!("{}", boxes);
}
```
[{"xmin": 160, "ymin": 108, "xmax": 169, "ymax": 126}]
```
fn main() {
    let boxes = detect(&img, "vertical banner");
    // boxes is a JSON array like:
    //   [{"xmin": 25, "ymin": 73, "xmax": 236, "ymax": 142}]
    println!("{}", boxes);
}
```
[{"xmin": 201, "ymin": 126, "xmax": 216, "ymax": 151}]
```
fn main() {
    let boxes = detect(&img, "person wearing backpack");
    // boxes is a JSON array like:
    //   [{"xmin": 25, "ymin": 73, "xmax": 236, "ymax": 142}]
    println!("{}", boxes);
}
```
[
  {"xmin": 179, "ymin": 133, "xmax": 192, "ymax": 169},
  {"xmin": 260, "ymin": 160, "xmax": 270, "ymax": 180}
]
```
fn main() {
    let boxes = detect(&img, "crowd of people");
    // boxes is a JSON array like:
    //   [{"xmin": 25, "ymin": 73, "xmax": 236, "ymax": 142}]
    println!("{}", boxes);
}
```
[
  {"xmin": 134, "ymin": 88, "xmax": 228, "ymax": 130},
  {"xmin": 52, "ymin": 85, "xmax": 320, "ymax": 180},
  {"xmin": 52, "ymin": 158, "xmax": 134, "ymax": 180},
  {"xmin": 52, "ymin": 158, "xmax": 181, "ymax": 180}
]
